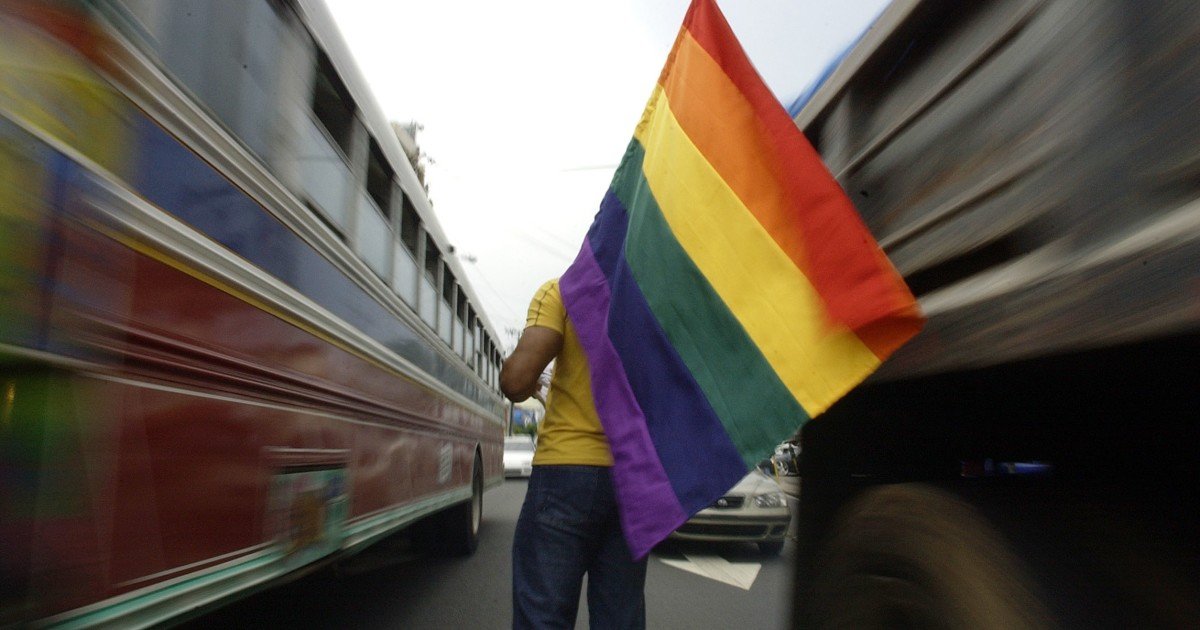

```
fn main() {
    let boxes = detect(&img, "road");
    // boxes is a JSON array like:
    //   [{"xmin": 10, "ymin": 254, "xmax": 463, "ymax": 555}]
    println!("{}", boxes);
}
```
[{"xmin": 183, "ymin": 479, "xmax": 797, "ymax": 629}]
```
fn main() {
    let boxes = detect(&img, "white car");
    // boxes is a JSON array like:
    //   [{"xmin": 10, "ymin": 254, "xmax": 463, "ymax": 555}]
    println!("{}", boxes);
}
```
[
  {"xmin": 670, "ymin": 470, "xmax": 792, "ymax": 555},
  {"xmin": 503, "ymin": 435, "xmax": 536, "ymax": 478},
  {"xmin": 768, "ymin": 441, "xmax": 801, "ymax": 498}
]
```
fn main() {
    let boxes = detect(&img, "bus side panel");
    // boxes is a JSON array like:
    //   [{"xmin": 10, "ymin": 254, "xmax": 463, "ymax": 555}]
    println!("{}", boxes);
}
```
[{"xmin": 2, "ymin": 121, "xmax": 497, "ymax": 622}]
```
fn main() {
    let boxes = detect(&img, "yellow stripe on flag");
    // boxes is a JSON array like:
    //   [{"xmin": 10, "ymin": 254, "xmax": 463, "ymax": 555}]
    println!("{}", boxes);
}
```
[{"xmin": 634, "ymin": 86, "xmax": 881, "ymax": 414}]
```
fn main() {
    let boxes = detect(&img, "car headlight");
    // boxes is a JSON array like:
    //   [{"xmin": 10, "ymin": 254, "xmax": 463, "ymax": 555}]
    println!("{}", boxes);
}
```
[{"xmin": 753, "ymin": 492, "xmax": 786, "ymax": 508}]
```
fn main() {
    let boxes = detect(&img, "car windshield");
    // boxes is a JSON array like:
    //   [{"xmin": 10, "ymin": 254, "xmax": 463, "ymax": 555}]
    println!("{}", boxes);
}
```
[{"xmin": 505, "ymin": 441, "xmax": 534, "ymax": 452}]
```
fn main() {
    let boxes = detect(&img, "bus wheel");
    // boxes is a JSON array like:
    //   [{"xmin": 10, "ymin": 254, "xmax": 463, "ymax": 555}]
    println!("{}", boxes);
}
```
[
  {"xmin": 804, "ymin": 483, "xmax": 1049, "ymax": 630},
  {"xmin": 438, "ymin": 455, "xmax": 483, "ymax": 557}
]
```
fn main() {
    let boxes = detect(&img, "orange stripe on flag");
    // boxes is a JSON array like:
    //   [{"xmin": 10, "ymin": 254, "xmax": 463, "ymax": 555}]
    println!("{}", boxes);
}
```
[{"xmin": 678, "ymin": 0, "xmax": 923, "ymax": 357}]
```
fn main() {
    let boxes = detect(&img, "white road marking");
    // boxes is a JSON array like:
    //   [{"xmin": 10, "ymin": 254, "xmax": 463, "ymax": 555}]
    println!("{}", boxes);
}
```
[{"xmin": 659, "ymin": 553, "xmax": 761, "ymax": 590}]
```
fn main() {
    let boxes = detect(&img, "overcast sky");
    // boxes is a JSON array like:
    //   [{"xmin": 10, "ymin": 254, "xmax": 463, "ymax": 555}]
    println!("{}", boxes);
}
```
[{"xmin": 325, "ymin": 0, "xmax": 890, "ymax": 347}]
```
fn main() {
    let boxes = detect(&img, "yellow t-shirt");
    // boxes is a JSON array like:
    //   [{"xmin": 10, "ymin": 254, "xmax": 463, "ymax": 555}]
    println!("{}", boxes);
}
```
[{"xmin": 525, "ymin": 279, "xmax": 613, "ymax": 467}]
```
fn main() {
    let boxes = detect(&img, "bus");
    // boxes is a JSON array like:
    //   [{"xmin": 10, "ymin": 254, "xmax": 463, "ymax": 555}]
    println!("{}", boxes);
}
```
[{"xmin": 0, "ymin": 0, "xmax": 507, "ymax": 626}]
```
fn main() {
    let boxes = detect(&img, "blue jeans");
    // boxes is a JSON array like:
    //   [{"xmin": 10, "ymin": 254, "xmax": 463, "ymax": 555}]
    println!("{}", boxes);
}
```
[{"xmin": 512, "ymin": 465, "xmax": 647, "ymax": 629}]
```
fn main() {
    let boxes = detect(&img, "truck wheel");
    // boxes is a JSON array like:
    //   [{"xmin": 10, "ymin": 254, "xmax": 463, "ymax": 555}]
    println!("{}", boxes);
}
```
[
  {"xmin": 805, "ymin": 483, "xmax": 1049, "ymax": 630},
  {"xmin": 437, "ymin": 455, "xmax": 483, "ymax": 557}
]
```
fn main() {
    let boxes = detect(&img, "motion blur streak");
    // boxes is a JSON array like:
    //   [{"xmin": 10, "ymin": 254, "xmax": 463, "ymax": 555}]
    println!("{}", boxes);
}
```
[
  {"xmin": 2, "ymin": 1, "xmax": 507, "ymax": 626},
  {"xmin": 792, "ymin": 0, "xmax": 1199, "ymax": 628}
]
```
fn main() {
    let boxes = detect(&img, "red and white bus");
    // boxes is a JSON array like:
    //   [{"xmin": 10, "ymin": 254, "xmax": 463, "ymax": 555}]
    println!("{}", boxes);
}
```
[{"xmin": 0, "ymin": 1, "xmax": 507, "ymax": 626}]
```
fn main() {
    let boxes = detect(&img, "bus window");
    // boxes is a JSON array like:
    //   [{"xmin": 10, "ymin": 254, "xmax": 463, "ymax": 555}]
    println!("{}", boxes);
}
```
[
  {"xmin": 441, "ymin": 265, "xmax": 455, "ymax": 302},
  {"xmin": 354, "ymin": 137, "xmax": 393, "ymax": 279},
  {"xmin": 497, "ymin": 349, "xmax": 504, "ymax": 391},
  {"xmin": 354, "ymin": 188, "xmax": 392, "ymax": 280},
  {"xmin": 493, "ymin": 349, "xmax": 502, "ymax": 390},
  {"xmin": 466, "ymin": 308, "xmax": 477, "ymax": 367},
  {"xmin": 455, "ymin": 288, "xmax": 468, "ymax": 357},
  {"xmin": 299, "ymin": 49, "xmax": 360, "ymax": 229},
  {"xmin": 481, "ymin": 337, "xmax": 490, "ymax": 382},
  {"xmin": 420, "ymin": 235, "xmax": 440, "ymax": 328},
  {"xmin": 400, "ymin": 196, "xmax": 419, "ymax": 253},
  {"xmin": 312, "ymin": 50, "xmax": 355, "ymax": 158},
  {"xmin": 487, "ymin": 338, "xmax": 496, "ymax": 386},
  {"xmin": 439, "ymin": 264, "xmax": 454, "ymax": 345},
  {"xmin": 391, "ymin": 185, "xmax": 418, "ymax": 304},
  {"xmin": 423, "ymin": 236, "xmax": 440, "ymax": 281},
  {"xmin": 366, "ymin": 138, "xmax": 393, "ymax": 220}
]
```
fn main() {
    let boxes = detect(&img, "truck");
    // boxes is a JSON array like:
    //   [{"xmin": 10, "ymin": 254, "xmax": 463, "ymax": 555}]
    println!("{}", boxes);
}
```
[{"xmin": 791, "ymin": 0, "xmax": 1198, "ymax": 627}]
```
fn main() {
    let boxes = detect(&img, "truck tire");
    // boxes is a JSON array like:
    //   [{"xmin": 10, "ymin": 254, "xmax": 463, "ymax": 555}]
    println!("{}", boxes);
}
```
[{"xmin": 804, "ymin": 483, "xmax": 1050, "ymax": 630}]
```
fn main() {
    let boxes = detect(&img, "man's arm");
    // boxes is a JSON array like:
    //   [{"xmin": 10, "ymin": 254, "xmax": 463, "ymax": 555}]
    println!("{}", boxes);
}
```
[{"xmin": 500, "ymin": 326, "xmax": 563, "ymax": 403}]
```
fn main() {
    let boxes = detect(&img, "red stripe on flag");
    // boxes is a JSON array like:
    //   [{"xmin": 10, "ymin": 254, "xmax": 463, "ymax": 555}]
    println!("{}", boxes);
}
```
[{"xmin": 681, "ymin": 0, "xmax": 921, "ymax": 347}]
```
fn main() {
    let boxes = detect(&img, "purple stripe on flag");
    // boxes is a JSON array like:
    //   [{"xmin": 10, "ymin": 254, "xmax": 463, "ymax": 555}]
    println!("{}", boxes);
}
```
[
  {"xmin": 585, "ymin": 187, "xmax": 748, "ymax": 514},
  {"xmin": 561, "ymin": 239, "xmax": 689, "ymax": 559}
]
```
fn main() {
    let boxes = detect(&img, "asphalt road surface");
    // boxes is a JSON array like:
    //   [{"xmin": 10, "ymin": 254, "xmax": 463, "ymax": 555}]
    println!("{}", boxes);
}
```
[{"xmin": 182, "ymin": 479, "xmax": 797, "ymax": 629}]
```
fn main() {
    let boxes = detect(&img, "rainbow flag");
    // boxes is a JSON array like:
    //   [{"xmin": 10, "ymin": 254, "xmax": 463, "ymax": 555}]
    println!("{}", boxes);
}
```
[{"xmin": 559, "ymin": 0, "xmax": 924, "ymax": 559}]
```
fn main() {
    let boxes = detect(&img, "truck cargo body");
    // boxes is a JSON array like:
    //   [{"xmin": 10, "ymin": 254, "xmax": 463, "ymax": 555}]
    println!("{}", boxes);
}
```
[{"xmin": 793, "ymin": 1, "xmax": 1199, "ymax": 627}]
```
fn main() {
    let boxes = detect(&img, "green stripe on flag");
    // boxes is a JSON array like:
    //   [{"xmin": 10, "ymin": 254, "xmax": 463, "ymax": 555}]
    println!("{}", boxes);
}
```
[{"xmin": 611, "ymin": 140, "xmax": 809, "ymax": 465}]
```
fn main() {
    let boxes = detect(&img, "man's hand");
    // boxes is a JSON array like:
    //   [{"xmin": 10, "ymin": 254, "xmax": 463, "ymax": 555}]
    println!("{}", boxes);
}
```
[
  {"xmin": 532, "ymin": 372, "xmax": 551, "ymax": 406},
  {"xmin": 500, "ymin": 326, "xmax": 562, "ymax": 403}
]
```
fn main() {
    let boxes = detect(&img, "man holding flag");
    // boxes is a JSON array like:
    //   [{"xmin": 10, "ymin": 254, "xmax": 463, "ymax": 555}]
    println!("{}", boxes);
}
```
[
  {"xmin": 502, "ymin": 0, "xmax": 923, "ymax": 626},
  {"xmin": 502, "ymin": 278, "xmax": 648, "ymax": 629}
]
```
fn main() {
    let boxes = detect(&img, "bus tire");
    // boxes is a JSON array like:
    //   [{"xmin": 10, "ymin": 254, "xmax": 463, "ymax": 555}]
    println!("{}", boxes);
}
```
[
  {"xmin": 804, "ymin": 483, "xmax": 1049, "ymax": 630},
  {"xmin": 438, "ymin": 455, "xmax": 483, "ymax": 557}
]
